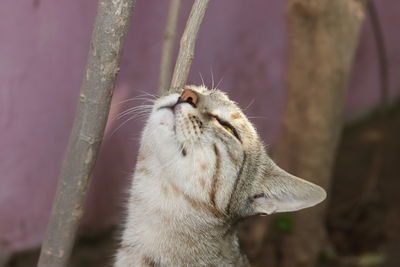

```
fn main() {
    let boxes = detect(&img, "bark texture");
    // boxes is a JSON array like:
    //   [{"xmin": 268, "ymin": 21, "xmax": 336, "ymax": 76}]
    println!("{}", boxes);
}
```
[
  {"xmin": 271, "ymin": 1, "xmax": 366, "ymax": 267},
  {"xmin": 158, "ymin": 0, "xmax": 182, "ymax": 94},
  {"xmin": 170, "ymin": 0, "xmax": 210, "ymax": 91},
  {"xmin": 37, "ymin": 0, "xmax": 136, "ymax": 266}
]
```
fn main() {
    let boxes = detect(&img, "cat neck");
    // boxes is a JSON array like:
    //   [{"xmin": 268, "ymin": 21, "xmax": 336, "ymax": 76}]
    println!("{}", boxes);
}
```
[
  {"xmin": 129, "ymin": 168, "xmax": 234, "ymax": 242},
  {"xmin": 118, "ymin": 169, "xmax": 248, "ymax": 266}
]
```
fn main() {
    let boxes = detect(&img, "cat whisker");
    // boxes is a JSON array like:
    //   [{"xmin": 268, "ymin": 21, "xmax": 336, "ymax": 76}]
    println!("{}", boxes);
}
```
[
  {"xmin": 247, "ymin": 116, "xmax": 268, "ymax": 120},
  {"xmin": 109, "ymin": 117, "xmax": 135, "ymax": 137},
  {"xmin": 137, "ymin": 90, "xmax": 159, "ymax": 100},
  {"xmin": 243, "ymin": 99, "xmax": 255, "ymax": 111},
  {"xmin": 215, "ymin": 76, "xmax": 224, "ymax": 90},
  {"xmin": 114, "ymin": 108, "xmax": 152, "ymax": 122},
  {"xmin": 113, "ymin": 105, "xmax": 153, "ymax": 121},
  {"xmin": 113, "ymin": 97, "xmax": 156, "ymax": 106},
  {"xmin": 210, "ymin": 67, "xmax": 215, "ymax": 90},
  {"xmin": 110, "ymin": 111, "xmax": 151, "ymax": 137},
  {"xmin": 199, "ymin": 72, "xmax": 205, "ymax": 87}
]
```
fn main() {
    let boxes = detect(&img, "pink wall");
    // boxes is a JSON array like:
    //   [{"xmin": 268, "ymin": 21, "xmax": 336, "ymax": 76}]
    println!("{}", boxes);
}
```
[{"xmin": 1, "ymin": 0, "xmax": 399, "ymax": 253}]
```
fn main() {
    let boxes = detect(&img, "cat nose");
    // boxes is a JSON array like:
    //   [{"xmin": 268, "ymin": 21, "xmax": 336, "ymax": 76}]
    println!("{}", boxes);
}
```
[{"xmin": 178, "ymin": 89, "xmax": 198, "ymax": 107}]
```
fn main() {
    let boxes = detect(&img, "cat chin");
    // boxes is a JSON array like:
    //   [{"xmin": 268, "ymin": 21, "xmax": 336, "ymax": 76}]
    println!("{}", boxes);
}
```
[
  {"xmin": 154, "ymin": 108, "xmax": 175, "ymax": 130},
  {"xmin": 145, "ymin": 94, "xmax": 178, "ymax": 133}
]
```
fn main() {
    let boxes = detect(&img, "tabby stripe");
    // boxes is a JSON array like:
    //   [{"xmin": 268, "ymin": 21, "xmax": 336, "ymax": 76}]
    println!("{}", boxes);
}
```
[
  {"xmin": 142, "ymin": 256, "xmax": 160, "ymax": 267},
  {"xmin": 226, "ymin": 152, "xmax": 247, "ymax": 214},
  {"xmin": 227, "ymin": 148, "xmax": 240, "ymax": 166},
  {"xmin": 188, "ymin": 116, "xmax": 197, "ymax": 135},
  {"xmin": 189, "ymin": 115, "xmax": 202, "ymax": 136},
  {"xmin": 169, "ymin": 182, "xmax": 224, "ymax": 218},
  {"xmin": 217, "ymin": 137, "xmax": 240, "ymax": 166},
  {"xmin": 210, "ymin": 144, "xmax": 221, "ymax": 208}
]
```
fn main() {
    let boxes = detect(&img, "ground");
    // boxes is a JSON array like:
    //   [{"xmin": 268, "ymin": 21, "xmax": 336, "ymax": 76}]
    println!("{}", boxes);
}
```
[{"xmin": 322, "ymin": 101, "xmax": 400, "ymax": 267}]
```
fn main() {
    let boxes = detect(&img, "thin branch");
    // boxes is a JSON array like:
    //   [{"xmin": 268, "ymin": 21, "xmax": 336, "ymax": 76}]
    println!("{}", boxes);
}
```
[
  {"xmin": 158, "ymin": 0, "xmax": 182, "ymax": 94},
  {"xmin": 170, "ymin": 0, "xmax": 210, "ymax": 91},
  {"xmin": 367, "ymin": 0, "xmax": 389, "ymax": 113},
  {"xmin": 359, "ymin": 0, "xmax": 389, "ymax": 205},
  {"xmin": 36, "ymin": 0, "xmax": 136, "ymax": 266}
]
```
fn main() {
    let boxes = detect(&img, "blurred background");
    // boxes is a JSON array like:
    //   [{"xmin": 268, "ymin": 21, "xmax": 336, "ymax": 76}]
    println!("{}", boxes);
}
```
[{"xmin": 0, "ymin": 0, "xmax": 399, "ymax": 266}]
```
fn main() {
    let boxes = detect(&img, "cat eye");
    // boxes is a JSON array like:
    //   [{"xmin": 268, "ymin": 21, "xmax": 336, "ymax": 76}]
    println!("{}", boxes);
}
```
[
  {"xmin": 223, "ymin": 125, "xmax": 235, "ymax": 136},
  {"xmin": 213, "ymin": 115, "xmax": 240, "ymax": 141}
]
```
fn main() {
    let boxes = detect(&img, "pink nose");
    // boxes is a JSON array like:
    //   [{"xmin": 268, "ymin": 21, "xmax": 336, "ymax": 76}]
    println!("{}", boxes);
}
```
[{"xmin": 179, "ymin": 89, "xmax": 198, "ymax": 106}]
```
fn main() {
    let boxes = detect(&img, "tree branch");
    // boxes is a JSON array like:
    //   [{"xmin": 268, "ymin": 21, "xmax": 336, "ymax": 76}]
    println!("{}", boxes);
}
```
[
  {"xmin": 170, "ymin": 0, "xmax": 210, "ymax": 91},
  {"xmin": 367, "ymin": 0, "xmax": 389, "ymax": 112},
  {"xmin": 36, "ymin": 0, "xmax": 136, "ymax": 266},
  {"xmin": 158, "ymin": 0, "xmax": 182, "ymax": 94}
]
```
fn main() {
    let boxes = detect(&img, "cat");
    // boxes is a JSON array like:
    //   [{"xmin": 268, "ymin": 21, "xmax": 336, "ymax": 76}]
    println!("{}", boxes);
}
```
[{"xmin": 114, "ymin": 85, "xmax": 326, "ymax": 267}]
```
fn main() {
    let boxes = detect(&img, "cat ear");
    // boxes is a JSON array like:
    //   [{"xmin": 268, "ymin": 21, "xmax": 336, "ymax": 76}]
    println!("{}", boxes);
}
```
[{"xmin": 251, "ymin": 161, "xmax": 326, "ymax": 215}]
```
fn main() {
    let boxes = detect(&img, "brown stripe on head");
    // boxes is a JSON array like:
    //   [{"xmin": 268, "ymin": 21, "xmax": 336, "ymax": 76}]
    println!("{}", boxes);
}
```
[{"xmin": 231, "ymin": 112, "xmax": 242, "ymax": 120}]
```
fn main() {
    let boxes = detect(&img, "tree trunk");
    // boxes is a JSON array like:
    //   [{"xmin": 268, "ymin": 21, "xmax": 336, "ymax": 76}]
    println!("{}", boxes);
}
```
[
  {"xmin": 37, "ymin": 1, "xmax": 136, "ymax": 266},
  {"xmin": 272, "ymin": 1, "xmax": 366, "ymax": 266}
]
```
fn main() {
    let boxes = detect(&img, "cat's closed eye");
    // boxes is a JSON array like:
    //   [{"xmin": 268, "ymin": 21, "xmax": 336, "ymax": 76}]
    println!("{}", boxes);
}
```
[{"xmin": 210, "ymin": 114, "xmax": 241, "ymax": 141}]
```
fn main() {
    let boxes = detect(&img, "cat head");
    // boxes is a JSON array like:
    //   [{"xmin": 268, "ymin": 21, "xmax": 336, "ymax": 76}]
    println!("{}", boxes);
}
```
[{"xmin": 138, "ymin": 85, "xmax": 326, "ymax": 220}]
